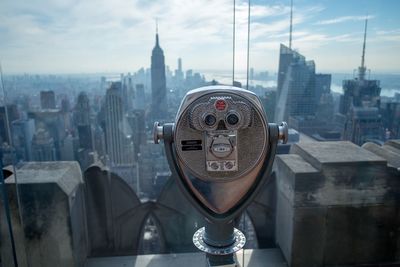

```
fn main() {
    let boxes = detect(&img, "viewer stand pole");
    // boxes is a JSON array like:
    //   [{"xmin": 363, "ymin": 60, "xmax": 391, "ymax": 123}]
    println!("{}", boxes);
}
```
[
  {"xmin": 192, "ymin": 219, "xmax": 246, "ymax": 267},
  {"xmin": 205, "ymin": 220, "xmax": 236, "ymax": 266}
]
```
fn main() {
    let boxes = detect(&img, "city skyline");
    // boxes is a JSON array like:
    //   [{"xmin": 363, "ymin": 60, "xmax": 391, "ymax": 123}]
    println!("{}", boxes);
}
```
[{"xmin": 0, "ymin": 0, "xmax": 399, "ymax": 74}]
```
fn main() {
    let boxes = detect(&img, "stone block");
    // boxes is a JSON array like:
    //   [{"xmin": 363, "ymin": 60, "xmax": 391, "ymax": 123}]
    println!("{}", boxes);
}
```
[
  {"xmin": 290, "ymin": 141, "xmax": 386, "ymax": 170},
  {"xmin": 274, "ymin": 154, "xmax": 322, "ymax": 207},
  {"xmin": 291, "ymin": 207, "xmax": 327, "ymax": 267},
  {"xmin": 1, "ymin": 162, "xmax": 86, "ymax": 267},
  {"xmin": 275, "ymin": 155, "xmax": 325, "ymax": 266},
  {"xmin": 291, "ymin": 141, "xmax": 396, "ymax": 206},
  {"xmin": 362, "ymin": 142, "xmax": 400, "ymax": 169},
  {"xmin": 275, "ymin": 141, "xmax": 400, "ymax": 267},
  {"xmin": 0, "ymin": 168, "xmax": 28, "ymax": 266},
  {"xmin": 324, "ymin": 205, "xmax": 400, "ymax": 265},
  {"xmin": 385, "ymin": 139, "xmax": 400, "ymax": 150}
]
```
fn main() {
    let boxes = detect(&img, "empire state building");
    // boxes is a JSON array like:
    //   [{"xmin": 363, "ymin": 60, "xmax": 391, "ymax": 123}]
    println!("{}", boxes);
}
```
[{"xmin": 151, "ymin": 29, "xmax": 167, "ymax": 121}]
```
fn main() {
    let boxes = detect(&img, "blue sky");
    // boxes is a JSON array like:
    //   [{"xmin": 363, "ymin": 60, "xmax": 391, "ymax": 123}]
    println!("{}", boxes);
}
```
[{"xmin": 0, "ymin": 0, "xmax": 399, "ymax": 74}]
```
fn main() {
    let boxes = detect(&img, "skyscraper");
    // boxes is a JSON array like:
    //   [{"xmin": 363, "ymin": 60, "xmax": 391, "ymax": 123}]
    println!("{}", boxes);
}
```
[
  {"xmin": 343, "ymin": 107, "xmax": 382, "ymax": 145},
  {"xmin": 103, "ymin": 82, "xmax": 136, "ymax": 188},
  {"xmin": 340, "ymin": 19, "xmax": 381, "ymax": 115},
  {"xmin": 28, "ymin": 109, "xmax": 65, "ymax": 160},
  {"xmin": 40, "ymin": 90, "xmax": 56, "ymax": 109},
  {"xmin": 174, "ymin": 58, "xmax": 184, "ymax": 82},
  {"xmin": 135, "ymin": 84, "xmax": 146, "ymax": 110},
  {"xmin": 275, "ymin": 44, "xmax": 317, "ymax": 122},
  {"xmin": 74, "ymin": 92, "xmax": 91, "ymax": 126},
  {"xmin": 104, "ymin": 82, "xmax": 135, "ymax": 166},
  {"xmin": 178, "ymin": 58, "xmax": 182, "ymax": 72},
  {"xmin": 12, "ymin": 118, "xmax": 35, "ymax": 161},
  {"xmin": 0, "ymin": 105, "xmax": 19, "ymax": 144},
  {"xmin": 315, "ymin": 74, "xmax": 332, "ymax": 104},
  {"xmin": 127, "ymin": 73, "xmax": 135, "ymax": 111},
  {"xmin": 74, "ymin": 92, "xmax": 93, "ymax": 150},
  {"xmin": 340, "ymin": 18, "xmax": 383, "ymax": 145},
  {"xmin": 151, "ymin": 27, "xmax": 167, "ymax": 121},
  {"xmin": 31, "ymin": 128, "xmax": 57, "ymax": 161}
]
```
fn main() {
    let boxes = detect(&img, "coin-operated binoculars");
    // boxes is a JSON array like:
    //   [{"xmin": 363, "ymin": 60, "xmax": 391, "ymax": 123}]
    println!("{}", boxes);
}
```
[{"xmin": 154, "ymin": 86, "xmax": 288, "ymax": 267}]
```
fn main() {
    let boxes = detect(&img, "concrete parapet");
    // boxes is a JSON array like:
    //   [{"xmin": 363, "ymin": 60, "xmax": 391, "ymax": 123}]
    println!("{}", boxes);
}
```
[
  {"xmin": 275, "ymin": 141, "xmax": 400, "ymax": 267},
  {"xmin": 363, "ymin": 140, "xmax": 400, "ymax": 170},
  {"xmin": 85, "ymin": 248, "xmax": 287, "ymax": 267},
  {"xmin": 0, "ymin": 161, "xmax": 87, "ymax": 267}
]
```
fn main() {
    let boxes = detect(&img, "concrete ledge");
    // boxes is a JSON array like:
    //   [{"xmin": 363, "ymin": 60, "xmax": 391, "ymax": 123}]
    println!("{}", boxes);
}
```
[
  {"xmin": 1, "ymin": 161, "xmax": 87, "ymax": 267},
  {"xmin": 274, "ymin": 154, "xmax": 321, "ymax": 206},
  {"xmin": 362, "ymin": 140, "xmax": 400, "ymax": 171},
  {"xmin": 275, "ymin": 141, "xmax": 400, "ymax": 267},
  {"xmin": 6, "ymin": 161, "xmax": 83, "ymax": 194},
  {"xmin": 86, "ymin": 249, "xmax": 287, "ymax": 267},
  {"xmin": 290, "ymin": 141, "xmax": 386, "ymax": 170},
  {"xmin": 385, "ymin": 139, "xmax": 400, "ymax": 150}
]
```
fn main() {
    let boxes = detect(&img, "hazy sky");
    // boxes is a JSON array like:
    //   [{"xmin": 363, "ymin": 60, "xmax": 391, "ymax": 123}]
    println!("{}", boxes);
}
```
[{"xmin": 1, "ymin": 0, "xmax": 399, "ymax": 74}]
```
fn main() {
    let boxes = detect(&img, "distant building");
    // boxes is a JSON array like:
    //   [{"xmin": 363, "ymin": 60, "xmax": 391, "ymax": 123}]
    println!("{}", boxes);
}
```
[
  {"xmin": 151, "ymin": 28, "xmax": 167, "ymax": 121},
  {"xmin": 31, "ymin": 128, "xmax": 57, "ymax": 161},
  {"xmin": 260, "ymin": 90, "xmax": 276, "ymax": 121},
  {"xmin": 340, "ymin": 79, "xmax": 381, "ymax": 115},
  {"xmin": 104, "ymin": 82, "xmax": 136, "ymax": 188},
  {"xmin": 380, "ymin": 101, "xmax": 400, "ymax": 139},
  {"xmin": 135, "ymin": 84, "xmax": 146, "ymax": 110},
  {"xmin": 273, "ymin": 44, "xmax": 337, "ymax": 140},
  {"xmin": 0, "ymin": 105, "xmax": 19, "ymax": 144},
  {"xmin": 175, "ymin": 58, "xmax": 184, "ymax": 82},
  {"xmin": 60, "ymin": 133, "xmax": 78, "ymax": 161},
  {"xmin": 250, "ymin": 68, "xmax": 254, "ymax": 81},
  {"xmin": 60, "ymin": 97, "xmax": 72, "ymax": 131},
  {"xmin": 1, "ymin": 143, "xmax": 15, "ymax": 166},
  {"xmin": 93, "ymin": 125, "xmax": 106, "ymax": 158},
  {"xmin": 288, "ymin": 116, "xmax": 337, "ymax": 138},
  {"xmin": 127, "ymin": 109, "xmax": 146, "ymax": 159},
  {"xmin": 340, "ymin": 19, "xmax": 383, "ymax": 145},
  {"xmin": 61, "ymin": 97, "xmax": 70, "ymax": 113},
  {"xmin": 100, "ymin": 76, "xmax": 107, "ymax": 91},
  {"xmin": 138, "ymin": 142, "xmax": 170, "ymax": 199},
  {"xmin": 28, "ymin": 109, "xmax": 64, "ymax": 160},
  {"xmin": 104, "ymin": 82, "xmax": 135, "ymax": 166},
  {"xmin": 74, "ymin": 92, "xmax": 93, "ymax": 150},
  {"xmin": 74, "ymin": 92, "xmax": 91, "ymax": 126},
  {"xmin": 316, "ymin": 86, "xmax": 335, "ymax": 123},
  {"xmin": 127, "ymin": 73, "xmax": 135, "ymax": 111},
  {"xmin": 186, "ymin": 69, "xmax": 193, "ymax": 79},
  {"xmin": 11, "ymin": 118, "xmax": 35, "ymax": 162},
  {"xmin": 40, "ymin": 90, "xmax": 56, "ymax": 109},
  {"xmin": 395, "ymin": 92, "xmax": 400, "ymax": 102},
  {"xmin": 343, "ymin": 107, "xmax": 382, "ymax": 144},
  {"xmin": 315, "ymin": 74, "xmax": 332, "ymax": 104},
  {"xmin": 275, "ymin": 44, "xmax": 318, "ymax": 122}
]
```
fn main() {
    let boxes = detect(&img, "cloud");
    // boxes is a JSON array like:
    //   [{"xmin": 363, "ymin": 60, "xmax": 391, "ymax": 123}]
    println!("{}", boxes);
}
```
[
  {"xmin": 315, "ymin": 15, "xmax": 374, "ymax": 25},
  {"xmin": 2, "ymin": 0, "xmax": 318, "ymax": 72},
  {"xmin": 0, "ymin": 0, "xmax": 396, "ymax": 73},
  {"xmin": 376, "ymin": 29, "xmax": 400, "ymax": 35}
]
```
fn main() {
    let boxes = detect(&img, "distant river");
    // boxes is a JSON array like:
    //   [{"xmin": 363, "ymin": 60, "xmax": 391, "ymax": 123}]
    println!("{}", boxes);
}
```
[{"xmin": 201, "ymin": 70, "xmax": 400, "ymax": 97}]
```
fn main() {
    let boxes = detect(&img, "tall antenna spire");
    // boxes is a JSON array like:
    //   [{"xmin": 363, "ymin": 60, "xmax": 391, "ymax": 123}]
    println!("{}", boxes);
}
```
[
  {"xmin": 156, "ymin": 18, "xmax": 158, "ymax": 34},
  {"xmin": 155, "ymin": 18, "xmax": 159, "ymax": 46},
  {"xmin": 358, "ymin": 16, "xmax": 368, "ymax": 80},
  {"xmin": 289, "ymin": 0, "xmax": 293, "ymax": 49}
]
